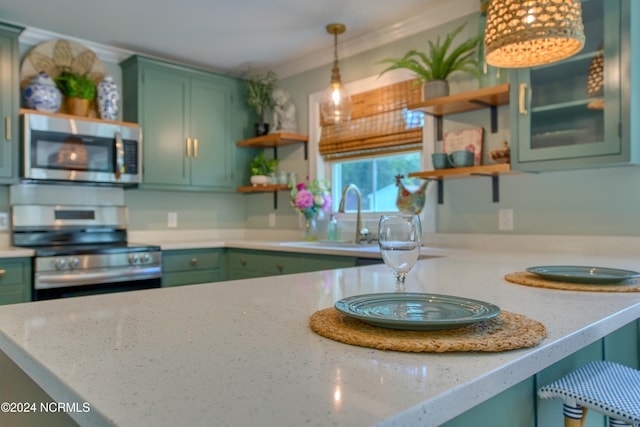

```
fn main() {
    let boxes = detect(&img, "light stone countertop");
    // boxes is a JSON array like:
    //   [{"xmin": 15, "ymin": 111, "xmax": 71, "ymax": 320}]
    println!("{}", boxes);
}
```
[{"xmin": 0, "ymin": 247, "xmax": 638, "ymax": 426}]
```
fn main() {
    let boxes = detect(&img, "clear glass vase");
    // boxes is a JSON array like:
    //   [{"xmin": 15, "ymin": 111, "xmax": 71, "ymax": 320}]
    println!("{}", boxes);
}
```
[{"xmin": 302, "ymin": 214, "xmax": 318, "ymax": 241}]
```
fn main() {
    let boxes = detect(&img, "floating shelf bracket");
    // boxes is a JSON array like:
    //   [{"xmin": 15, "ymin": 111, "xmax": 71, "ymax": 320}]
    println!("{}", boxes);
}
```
[
  {"xmin": 469, "ymin": 100, "xmax": 499, "ymax": 134},
  {"xmin": 470, "ymin": 172, "xmax": 501, "ymax": 203},
  {"xmin": 274, "ymin": 142, "xmax": 308, "ymax": 160}
]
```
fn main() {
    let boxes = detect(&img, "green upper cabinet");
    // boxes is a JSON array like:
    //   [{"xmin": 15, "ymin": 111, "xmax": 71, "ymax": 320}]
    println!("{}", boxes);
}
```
[
  {"xmin": 120, "ymin": 55, "xmax": 249, "ymax": 191},
  {"xmin": 0, "ymin": 23, "xmax": 22, "ymax": 182},
  {"xmin": 510, "ymin": 0, "xmax": 637, "ymax": 171}
]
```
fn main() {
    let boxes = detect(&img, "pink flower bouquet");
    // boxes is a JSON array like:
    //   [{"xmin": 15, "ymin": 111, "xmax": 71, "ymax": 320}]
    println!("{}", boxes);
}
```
[{"xmin": 290, "ymin": 177, "xmax": 331, "ymax": 218}]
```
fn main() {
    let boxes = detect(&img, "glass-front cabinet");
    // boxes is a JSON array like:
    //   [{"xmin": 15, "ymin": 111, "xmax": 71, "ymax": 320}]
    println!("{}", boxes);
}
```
[{"xmin": 511, "ymin": 0, "xmax": 636, "ymax": 171}]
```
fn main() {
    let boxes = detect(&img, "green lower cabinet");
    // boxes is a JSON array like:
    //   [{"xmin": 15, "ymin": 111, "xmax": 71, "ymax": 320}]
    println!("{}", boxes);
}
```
[
  {"xmin": 305, "ymin": 254, "xmax": 357, "ymax": 272},
  {"xmin": 228, "ymin": 249, "xmax": 262, "ymax": 280},
  {"xmin": 261, "ymin": 252, "xmax": 307, "ymax": 276},
  {"xmin": 162, "ymin": 249, "xmax": 226, "ymax": 287},
  {"xmin": 444, "ymin": 320, "xmax": 640, "ymax": 427},
  {"xmin": 227, "ymin": 249, "xmax": 357, "ymax": 280},
  {"xmin": 0, "ymin": 258, "xmax": 32, "ymax": 305}
]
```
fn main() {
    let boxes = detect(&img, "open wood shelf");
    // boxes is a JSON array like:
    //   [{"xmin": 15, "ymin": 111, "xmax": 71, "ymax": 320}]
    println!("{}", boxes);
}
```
[
  {"xmin": 408, "ymin": 84, "xmax": 510, "ymax": 116},
  {"xmin": 236, "ymin": 184, "xmax": 290, "ymax": 209},
  {"xmin": 236, "ymin": 132, "xmax": 307, "ymax": 148},
  {"xmin": 236, "ymin": 132, "xmax": 308, "ymax": 159},
  {"xmin": 236, "ymin": 184, "xmax": 289, "ymax": 193},
  {"xmin": 409, "ymin": 163, "xmax": 520, "ymax": 204},
  {"xmin": 408, "ymin": 163, "xmax": 514, "ymax": 180},
  {"xmin": 408, "ymin": 84, "xmax": 510, "ymax": 140}
]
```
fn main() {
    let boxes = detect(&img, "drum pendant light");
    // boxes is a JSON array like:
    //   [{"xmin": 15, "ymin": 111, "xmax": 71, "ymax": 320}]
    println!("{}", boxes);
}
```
[
  {"xmin": 484, "ymin": 0, "xmax": 585, "ymax": 68},
  {"xmin": 320, "ymin": 23, "xmax": 353, "ymax": 124}
]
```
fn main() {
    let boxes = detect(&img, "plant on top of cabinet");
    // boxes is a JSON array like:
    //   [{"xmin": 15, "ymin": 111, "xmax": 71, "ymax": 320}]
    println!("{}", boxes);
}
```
[
  {"xmin": 378, "ymin": 22, "xmax": 481, "ymax": 99},
  {"xmin": 54, "ymin": 71, "xmax": 96, "ymax": 117},
  {"xmin": 244, "ymin": 69, "xmax": 277, "ymax": 136},
  {"xmin": 249, "ymin": 152, "xmax": 277, "ymax": 186}
]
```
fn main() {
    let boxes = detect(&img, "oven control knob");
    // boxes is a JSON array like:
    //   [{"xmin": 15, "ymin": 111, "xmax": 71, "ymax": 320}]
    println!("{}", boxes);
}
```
[
  {"xmin": 128, "ymin": 254, "xmax": 139, "ymax": 264},
  {"xmin": 69, "ymin": 258, "xmax": 80, "ymax": 269},
  {"xmin": 140, "ymin": 253, "xmax": 151, "ymax": 263},
  {"xmin": 54, "ymin": 258, "xmax": 67, "ymax": 270}
]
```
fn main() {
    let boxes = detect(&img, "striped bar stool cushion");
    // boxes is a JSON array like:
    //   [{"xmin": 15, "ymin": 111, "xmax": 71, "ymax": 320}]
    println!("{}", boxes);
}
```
[{"xmin": 538, "ymin": 360, "xmax": 640, "ymax": 427}]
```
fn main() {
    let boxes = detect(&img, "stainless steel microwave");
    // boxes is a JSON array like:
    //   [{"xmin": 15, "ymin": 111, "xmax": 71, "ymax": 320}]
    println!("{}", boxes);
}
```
[{"xmin": 21, "ymin": 112, "xmax": 142, "ymax": 185}]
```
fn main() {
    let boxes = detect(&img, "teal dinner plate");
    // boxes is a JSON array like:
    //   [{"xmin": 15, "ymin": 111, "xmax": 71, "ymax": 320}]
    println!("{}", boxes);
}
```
[
  {"xmin": 526, "ymin": 266, "xmax": 640, "ymax": 284},
  {"xmin": 334, "ymin": 293, "xmax": 501, "ymax": 331}
]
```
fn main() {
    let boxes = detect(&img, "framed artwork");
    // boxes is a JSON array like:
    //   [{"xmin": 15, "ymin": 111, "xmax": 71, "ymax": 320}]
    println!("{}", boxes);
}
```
[{"xmin": 443, "ymin": 127, "xmax": 484, "ymax": 166}]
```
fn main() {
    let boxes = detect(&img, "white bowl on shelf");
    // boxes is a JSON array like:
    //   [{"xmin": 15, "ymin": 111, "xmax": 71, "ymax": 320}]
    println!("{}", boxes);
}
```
[{"xmin": 250, "ymin": 175, "xmax": 269, "ymax": 186}]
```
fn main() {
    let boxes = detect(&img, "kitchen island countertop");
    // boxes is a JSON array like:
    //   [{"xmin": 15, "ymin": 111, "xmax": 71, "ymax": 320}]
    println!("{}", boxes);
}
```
[{"xmin": 0, "ymin": 247, "xmax": 638, "ymax": 426}]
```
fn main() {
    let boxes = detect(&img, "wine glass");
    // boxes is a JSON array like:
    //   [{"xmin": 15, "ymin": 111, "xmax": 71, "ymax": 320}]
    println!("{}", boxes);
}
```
[{"xmin": 378, "ymin": 214, "xmax": 422, "ymax": 292}]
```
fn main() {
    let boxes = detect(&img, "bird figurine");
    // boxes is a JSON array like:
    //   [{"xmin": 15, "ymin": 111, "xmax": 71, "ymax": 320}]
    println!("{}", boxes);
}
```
[{"xmin": 395, "ymin": 175, "xmax": 428, "ymax": 215}]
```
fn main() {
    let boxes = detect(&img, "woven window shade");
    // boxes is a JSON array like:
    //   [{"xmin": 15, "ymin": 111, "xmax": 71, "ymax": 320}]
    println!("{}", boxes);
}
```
[{"xmin": 319, "ymin": 79, "xmax": 424, "ymax": 161}]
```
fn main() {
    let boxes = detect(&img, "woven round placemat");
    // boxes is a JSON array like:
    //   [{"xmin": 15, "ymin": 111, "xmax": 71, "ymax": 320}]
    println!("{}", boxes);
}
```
[
  {"xmin": 505, "ymin": 272, "xmax": 640, "ymax": 292},
  {"xmin": 309, "ymin": 307, "xmax": 546, "ymax": 353}
]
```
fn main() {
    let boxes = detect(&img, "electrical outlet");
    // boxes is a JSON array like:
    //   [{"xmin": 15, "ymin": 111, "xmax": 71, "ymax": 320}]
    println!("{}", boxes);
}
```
[
  {"xmin": 168, "ymin": 212, "xmax": 178, "ymax": 228},
  {"xmin": 498, "ymin": 208, "xmax": 514, "ymax": 231},
  {"xmin": 0, "ymin": 212, "xmax": 7, "ymax": 231},
  {"xmin": 268, "ymin": 213, "xmax": 276, "ymax": 228}
]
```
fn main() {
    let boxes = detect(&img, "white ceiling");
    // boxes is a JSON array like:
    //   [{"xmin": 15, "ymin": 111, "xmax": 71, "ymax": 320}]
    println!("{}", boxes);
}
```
[{"xmin": 0, "ymin": 0, "xmax": 476, "ymax": 78}]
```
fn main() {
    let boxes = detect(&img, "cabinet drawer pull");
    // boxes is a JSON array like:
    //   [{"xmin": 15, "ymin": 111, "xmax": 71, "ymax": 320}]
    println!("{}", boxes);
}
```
[
  {"xmin": 276, "ymin": 263, "xmax": 283, "ymax": 272},
  {"xmin": 0, "ymin": 269, "xmax": 5, "ymax": 277},
  {"xmin": 190, "ymin": 257, "xmax": 198, "ymax": 265},
  {"xmin": 193, "ymin": 138, "xmax": 198, "ymax": 158},
  {"xmin": 4, "ymin": 117, "xmax": 9, "ymax": 141},
  {"xmin": 519, "ymin": 83, "xmax": 528, "ymax": 115},
  {"xmin": 186, "ymin": 138, "xmax": 192, "ymax": 157},
  {"xmin": 240, "ymin": 258, "xmax": 247, "ymax": 266}
]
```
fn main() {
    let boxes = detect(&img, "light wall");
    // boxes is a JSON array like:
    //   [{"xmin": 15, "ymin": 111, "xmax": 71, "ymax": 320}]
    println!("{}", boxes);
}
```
[
  {"xmin": 258, "ymin": 13, "xmax": 640, "ymax": 236},
  {"xmin": 12, "ymin": 9, "xmax": 640, "ymax": 237}
]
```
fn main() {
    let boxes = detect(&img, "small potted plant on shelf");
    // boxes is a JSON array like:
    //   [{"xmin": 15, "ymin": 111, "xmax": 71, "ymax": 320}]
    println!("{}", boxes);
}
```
[
  {"xmin": 378, "ymin": 22, "xmax": 481, "ymax": 99},
  {"xmin": 249, "ymin": 152, "xmax": 278, "ymax": 186},
  {"xmin": 244, "ymin": 69, "xmax": 277, "ymax": 136},
  {"xmin": 54, "ymin": 71, "xmax": 96, "ymax": 117}
]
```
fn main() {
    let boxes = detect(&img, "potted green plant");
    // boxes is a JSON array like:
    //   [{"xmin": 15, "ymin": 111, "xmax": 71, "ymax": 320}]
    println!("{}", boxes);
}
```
[
  {"xmin": 249, "ymin": 152, "xmax": 278, "ymax": 186},
  {"xmin": 378, "ymin": 22, "xmax": 481, "ymax": 99},
  {"xmin": 54, "ymin": 71, "xmax": 96, "ymax": 117},
  {"xmin": 244, "ymin": 69, "xmax": 277, "ymax": 136}
]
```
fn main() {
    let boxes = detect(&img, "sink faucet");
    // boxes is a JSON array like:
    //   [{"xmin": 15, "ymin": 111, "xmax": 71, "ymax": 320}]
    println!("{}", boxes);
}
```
[{"xmin": 338, "ymin": 183, "xmax": 367, "ymax": 244}]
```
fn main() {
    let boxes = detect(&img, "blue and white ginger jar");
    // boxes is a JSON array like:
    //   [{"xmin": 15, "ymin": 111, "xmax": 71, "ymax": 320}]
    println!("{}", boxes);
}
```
[
  {"xmin": 97, "ymin": 76, "xmax": 120, "ymax": 121},
  {"xmin": 23, "ymin": 72, "xmax": 62, "ymax": 113}
]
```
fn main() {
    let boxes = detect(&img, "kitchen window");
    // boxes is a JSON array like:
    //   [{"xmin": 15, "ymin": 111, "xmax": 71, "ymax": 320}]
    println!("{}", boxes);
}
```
[
  {"xmin": 331, "ymin": 148, "xmax": 422, "ymax": 213},
  {"xmin": 312, "ymin": 73, "xmax": 427, "ymax": 214}
]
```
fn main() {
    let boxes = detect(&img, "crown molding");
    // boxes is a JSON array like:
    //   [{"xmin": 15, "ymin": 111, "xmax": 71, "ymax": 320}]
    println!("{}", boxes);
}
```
[
  {"xmin": 273, "ymin": 0, "xmax": 477, "ymax": 78},
  {"xmin": 19, "ymin": 27, "xmax": 135, "ymax": 64}
]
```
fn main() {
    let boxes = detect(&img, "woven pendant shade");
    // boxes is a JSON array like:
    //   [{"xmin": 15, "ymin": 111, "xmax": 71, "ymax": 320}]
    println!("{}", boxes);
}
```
[
  {"xmin": 586, "ymin": 42, "xmax": 604, "ymax": 110},
  {"xmin": 484, "ymin": 0, "xmax": 585, "ymax": 68}
]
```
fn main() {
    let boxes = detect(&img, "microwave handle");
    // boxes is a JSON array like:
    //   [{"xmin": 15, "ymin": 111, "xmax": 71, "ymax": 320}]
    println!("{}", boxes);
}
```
[{"xmin": 114, "ymin": 131, "xmax": 124, "ymax": 180}]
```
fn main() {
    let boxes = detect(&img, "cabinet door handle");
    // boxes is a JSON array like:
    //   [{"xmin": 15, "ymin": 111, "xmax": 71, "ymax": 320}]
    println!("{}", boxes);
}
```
[
  {"xmin": 193, "ymin": 138, "xmax": 198, "ymax": 158},
  {"xmin": 0, "ymin": 269, "xmax": 5, "ymax": 277},
  {"xmin": 4, "ymin": 116, "xmax": 10, "ymax": 141},
  {"xmin": 186, "ymin": 138, "xmax": 192, "ymax": 157},
  {"xmin": 519, "ymin": 83, "xmax": 528, "ymax": 115},
  {"xmin": 190, "ymin": 257, "xmax": 198, "ymax": 265},
  {"xmin": 276, "ymin": 263, "xmax": 283, "ymax": 272},
  {"xmin": 240, "ymin": 258, "xmax": 247, "ymax": 266}
]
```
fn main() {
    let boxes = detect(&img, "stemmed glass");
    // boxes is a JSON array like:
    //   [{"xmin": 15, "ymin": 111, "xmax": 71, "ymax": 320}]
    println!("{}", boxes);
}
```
[{"xmin": 378, "ymin": 214, "xmax": 422, "ymax": 292}]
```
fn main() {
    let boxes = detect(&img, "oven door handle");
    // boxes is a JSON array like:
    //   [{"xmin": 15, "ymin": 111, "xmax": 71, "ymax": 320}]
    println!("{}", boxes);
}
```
[{"xmin": 35, "ymin": 266, "xmax": 161, "ymax": 289}]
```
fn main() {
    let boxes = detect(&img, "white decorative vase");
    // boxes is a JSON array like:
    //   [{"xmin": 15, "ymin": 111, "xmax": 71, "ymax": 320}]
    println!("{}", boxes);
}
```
[
  {"xmin": 423, "ymin": 79, "xmax": 450, "ymax": 100},
  {"xmin": 96, "ymin": 76, "xmax": 121, "ymax": 120},
  {"xmin": 23, "ymin": 72, "xmax": 62, "ymax": 113}
]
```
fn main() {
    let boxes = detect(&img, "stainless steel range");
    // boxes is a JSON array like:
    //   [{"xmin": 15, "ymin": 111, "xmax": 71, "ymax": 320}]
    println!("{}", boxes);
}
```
[{"xmin": 10, "ymin": 184, "xmax": 161, "ymax": 300}]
